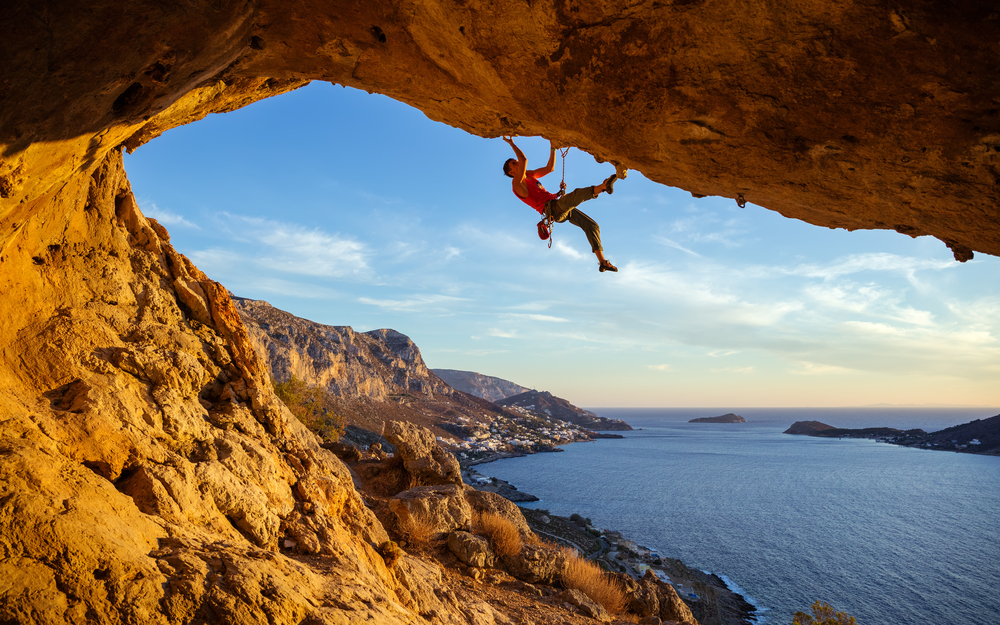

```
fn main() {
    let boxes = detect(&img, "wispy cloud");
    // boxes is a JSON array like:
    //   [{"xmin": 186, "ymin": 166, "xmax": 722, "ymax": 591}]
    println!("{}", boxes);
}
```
[
  {"xmin": 647, "ymin": 364, "xmax": 674, "ymax": 371},
  {"xmin": 711, "ymin": 366, "xmax": 755, "ymax": 374},
  {"xmin": 358, "ymin": 293, "xmax": 468, "ymax": 313},
  {"xmin": 789, "ymin": 362, "xmax": 854, "ymax": 376},
  {"xmin": 486, "ymin": 328, "xmax": 519, "ymax": 338},
  {"xmin": 507, "ymin": 313, "xmax": 569, "ymax": 323},
  {"xmin": 141, "ymin": 202, "xmax": 199, "ymax": 229},
  {"xmin": 708, "ymin": 350, "xmax": 741, "ymax": 357},
  {"xmin": 789, "ymin": 253, "xmax": 955, "ymax": 281},
  {"xmin": 553, "ymin": 239, "xmax": 585, "ymax": 260},
  {"xmin": 654, "ymin": 236, "xmax": 701, "ymax": 256},
  {"xmin": 195, "ymin": 213, "xmax": 372, "ymax": 280}
]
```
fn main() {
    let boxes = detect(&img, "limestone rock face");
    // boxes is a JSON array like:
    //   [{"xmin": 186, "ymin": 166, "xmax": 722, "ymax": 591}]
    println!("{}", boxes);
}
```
[
  {"xmin": 0, "ymin": 149, "xmax": 491, "ymax": 624},
  {"xmin": 432, "ymin": 369, "xmax": 530, "ymax": 403},
  {"xmin": 384, "ymin": 420, "xmax": 464, "ymax": 487},
  {"xmin": 236, "ymin": 297, "xmax": 452, "ymax": 401},
  {"xmin": 3, "ymin": 1, "xmax": 1000, "ymax": 260}
]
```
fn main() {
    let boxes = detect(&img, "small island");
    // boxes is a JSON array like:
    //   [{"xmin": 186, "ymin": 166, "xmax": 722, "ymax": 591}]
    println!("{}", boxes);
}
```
[
  {"xmin": 689, "ymin": 413, "xmax": 746, "ymax": 424},
  {"xmin": 783, "ymin": 420, "xmax": 836, "ymax": 435},
  {"xmin": 784, "ymin": 415, "xmax": 999, "ymax": 455}
]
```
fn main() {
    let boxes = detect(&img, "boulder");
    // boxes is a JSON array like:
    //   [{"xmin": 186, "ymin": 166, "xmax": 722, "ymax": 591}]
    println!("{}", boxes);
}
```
[
  {"xmin": 464, "ymin": 488, "xmax": 532, "ymax": 538},
  {"xmin": 648, "ymin": 573, "xmax": 698, "ymax": 625},
  {"xmin": 501, "ymin": 543, "xmax": 565, "ymax": 585},
  {"xmin": 384, "ymin": 421, "xmax": 463, "ymax": 486},
  {"xmin": 617, "ymin": 571, "xmax": 660, "ymax": 618},
  {"xmin": 558, "ymin": 588, "xmax": 612, "ymax": 622},
  {"xmin": 389, "ymin": 484, "xmax": 473, "ymax": 537},
  {"xmin": 447, "ymin": 531, "xmax": 496, "ymax": 568}
]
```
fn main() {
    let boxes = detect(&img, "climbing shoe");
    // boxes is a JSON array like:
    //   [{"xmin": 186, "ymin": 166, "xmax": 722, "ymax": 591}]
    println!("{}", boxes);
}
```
[
  {"xmin": 599, "ymin": 260, "xmax": 618, "ymax": 273},
  {"xmin": 603, "ymin": 174, "xmax": 617, "ymax": 194}
]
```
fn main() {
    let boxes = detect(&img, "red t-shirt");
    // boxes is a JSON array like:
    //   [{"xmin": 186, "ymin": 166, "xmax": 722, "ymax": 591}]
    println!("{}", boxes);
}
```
[{"xmin": 515, "ymin": 175, "xmax": 558, "ymax": 215}]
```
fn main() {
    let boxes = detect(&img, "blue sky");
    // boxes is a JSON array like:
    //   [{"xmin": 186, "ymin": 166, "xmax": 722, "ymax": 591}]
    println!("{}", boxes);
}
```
[{"xmin": 124, "ymin": 82, "xmax": 1000, "ymax": 408}]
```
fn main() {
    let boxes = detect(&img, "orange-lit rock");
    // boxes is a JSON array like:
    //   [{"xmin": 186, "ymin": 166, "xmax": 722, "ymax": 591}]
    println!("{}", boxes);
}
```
[
  {"xmin": 1, "ymin": 1, "xmax": 998, "ymax": 622},
  {"xmin": 2, "ymin": 1, "xmax": 999, "ymax": 259}
]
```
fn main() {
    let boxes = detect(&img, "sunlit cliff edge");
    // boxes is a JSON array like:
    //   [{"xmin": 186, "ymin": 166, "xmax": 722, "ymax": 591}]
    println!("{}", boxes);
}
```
[{"xmin": 1, "ymin": 1, "xmax": 999, "ymax": 623}]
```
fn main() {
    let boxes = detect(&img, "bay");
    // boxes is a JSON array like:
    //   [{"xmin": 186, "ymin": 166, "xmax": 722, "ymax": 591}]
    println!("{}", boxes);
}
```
[{"xmin": 482, "ymin": 408, "xmax": 1000, "ymax": 625}]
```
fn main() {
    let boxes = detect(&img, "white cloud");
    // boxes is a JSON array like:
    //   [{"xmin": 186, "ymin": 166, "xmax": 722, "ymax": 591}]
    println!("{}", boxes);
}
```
[
  {"xmin": 507, "ymin": 313, "xmax": 569, "ymax": 323},
  {"xmin": 653, "ymin": 236, "xmax": 701, "ymax": 257},
  {"xmin": 711, "ymin": 366, "xmax": 755, "ymax": 374},
  {"xmin": 647, "ymin": 364, "xmax": 674, "ymax": 371},
  {"xmin": 553, "ymin": 239, "xmax": 584, "ymax": 259},
  {"xmin": 788, "ymin": 362, "xmax": 854, "ymax": 376},
  {"xmin": 487, "ymin": 328, "xmax": 518, "ymax": 338},
  {"xmin": 141, "ymin": 202, "xmax": 199, "ymax": 229},
  {"xmin": 789, "ymin": 253, "xmax": 955, "ymax": 281},
  {"xmin": 358, "ymin": 293, "xmax": 468, "ymax": 312},
  {"xmin": 202, "ymin": 213, "xmax": 372, "ymax": 280}
]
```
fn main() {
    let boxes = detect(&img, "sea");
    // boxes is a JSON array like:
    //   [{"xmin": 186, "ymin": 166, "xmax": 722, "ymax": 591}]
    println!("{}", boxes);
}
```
[{"xmin": 481, "ymin": 408, "xmax": 1000, "ymax": 625}]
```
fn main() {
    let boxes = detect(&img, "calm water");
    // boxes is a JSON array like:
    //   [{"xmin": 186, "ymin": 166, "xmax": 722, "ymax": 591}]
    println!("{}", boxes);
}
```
[{"xmin": 483, "ymin": 408, "xmax": 1000, "ymax": 625}]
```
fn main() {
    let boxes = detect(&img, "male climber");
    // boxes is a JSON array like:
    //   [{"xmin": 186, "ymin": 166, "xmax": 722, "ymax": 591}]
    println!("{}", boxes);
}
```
[{"xmin": 502, "ymin": 135, "xmax": 619, "ymax": 272}]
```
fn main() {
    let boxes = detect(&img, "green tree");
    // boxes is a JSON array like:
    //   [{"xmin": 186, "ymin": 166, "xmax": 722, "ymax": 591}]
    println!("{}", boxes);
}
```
[
  {"xmin": 273, "ymin": 375, "xmax": 344, "ymax": 442},
  {"xmin": 793, "ymin": 601, "xmax": 857, "ymax": 625}
]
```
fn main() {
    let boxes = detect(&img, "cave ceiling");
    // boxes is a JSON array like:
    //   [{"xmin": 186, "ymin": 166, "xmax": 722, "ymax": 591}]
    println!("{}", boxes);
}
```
[{"xmin": 2, "ymin": 0, "xmax": 999, "ymax": 260}]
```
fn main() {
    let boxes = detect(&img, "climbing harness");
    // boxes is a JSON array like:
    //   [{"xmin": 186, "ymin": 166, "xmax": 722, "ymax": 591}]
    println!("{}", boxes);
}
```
[{"xmin": 537, "ymin": 148, "xmax": 572, "ymax": 249}]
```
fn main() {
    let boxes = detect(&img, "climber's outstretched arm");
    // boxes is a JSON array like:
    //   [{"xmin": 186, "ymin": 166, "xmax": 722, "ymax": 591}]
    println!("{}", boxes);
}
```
[
  {"xmin": 503, "ymin": 136, "xmax": 530, "ymax": 196},
  {"xmin": 530, "ymin": 140, "xmax": 558, "ymax": 178}
]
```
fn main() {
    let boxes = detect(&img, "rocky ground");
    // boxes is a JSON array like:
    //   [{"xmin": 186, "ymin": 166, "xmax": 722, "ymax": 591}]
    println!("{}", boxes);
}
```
[
  {"xmin": 335, "ymin": 420, "xmax": 706, "ymax": 625},
  {"xmin": 498, "ymin": 391, "xmax": 633, "ymax": 432}
]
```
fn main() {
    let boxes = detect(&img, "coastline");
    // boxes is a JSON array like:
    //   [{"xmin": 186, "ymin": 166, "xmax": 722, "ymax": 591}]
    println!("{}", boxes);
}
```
[{"xmin": 469, "ymin": 442, "xmax": 759, "ymax": 625}]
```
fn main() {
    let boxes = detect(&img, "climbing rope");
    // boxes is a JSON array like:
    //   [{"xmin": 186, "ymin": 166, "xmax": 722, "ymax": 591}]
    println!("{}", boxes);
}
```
[
  {"xmin": 542, "ymin": 147, "xmax": 571, "ymax": 249},
  {"xmin": 557, "ymin": 147, "xmax": 570, "ymax": 198}
]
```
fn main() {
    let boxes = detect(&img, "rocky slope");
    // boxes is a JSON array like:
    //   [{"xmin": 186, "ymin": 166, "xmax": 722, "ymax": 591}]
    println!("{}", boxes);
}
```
[
  {"xmin": 432, "ymin": 369, "xmax": 530, "ymax": 403},
  {"xmin": 235, "ymin": 297, "xmax": 452, "ymax": 402},
  {"xmin": 0, "ymin": 150, "xmax": 500, "ymax": 624},
  {"xmin": 497, "ymin": 390, "xmax": 632, "ymax": 431}
]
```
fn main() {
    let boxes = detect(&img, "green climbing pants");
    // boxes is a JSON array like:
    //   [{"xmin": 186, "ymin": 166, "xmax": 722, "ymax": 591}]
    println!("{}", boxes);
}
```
[{"xmin": 545, "ymin": 186, "xmax": 602, "ymax": 252}]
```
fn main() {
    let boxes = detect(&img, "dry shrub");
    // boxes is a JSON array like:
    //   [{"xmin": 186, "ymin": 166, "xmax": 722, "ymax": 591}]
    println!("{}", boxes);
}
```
[
  {"xmin": 474, "ymin": 511, "xmax": 523, "ymax": 557},
  {"xmin": 561, "ymin": 548, "xmax": 628, "ymax": 614},
  {"xmin": 398, "ymin": 509, "xmax": 436, "ymax": 545}
]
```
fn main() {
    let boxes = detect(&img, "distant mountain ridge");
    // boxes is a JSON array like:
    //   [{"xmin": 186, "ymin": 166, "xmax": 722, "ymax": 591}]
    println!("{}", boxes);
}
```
[
  {"xmin": 431, "ymin": 369, "xmax": 530, "ymax": 402},
  {"xmin": 233, "ymin": 297, "xmax": 630, "ymax": 458},
  {"xmin": 234, "ymin": 297, "xmax": 451, "ymax": 401},
  {"xmin": 497, "ymin": 390, "xmax": 633, "ymax": 431}
]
